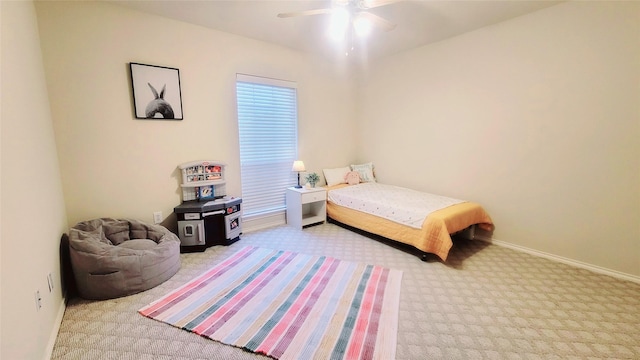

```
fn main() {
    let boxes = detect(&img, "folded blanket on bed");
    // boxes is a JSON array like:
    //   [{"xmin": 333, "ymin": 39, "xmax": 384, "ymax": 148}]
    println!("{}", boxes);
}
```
[{"xmin": 327, "ymin": 183, "xmax": 464, "ymax": 229}]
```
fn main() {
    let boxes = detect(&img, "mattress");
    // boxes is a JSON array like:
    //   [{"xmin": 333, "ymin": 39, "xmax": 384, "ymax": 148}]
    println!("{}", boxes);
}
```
[{"xmin": 326, "ymin": 183, "xmax": 493, "ymax": 261}]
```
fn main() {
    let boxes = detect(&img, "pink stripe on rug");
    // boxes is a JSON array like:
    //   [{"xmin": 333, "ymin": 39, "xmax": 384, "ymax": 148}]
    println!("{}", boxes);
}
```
[
  {"xmin": 199, "ymin": 251, "xmax": 298, "ymax": 337},
  {"xmin": 139, "ymin": 246, "xmax": 402, "ymax": 360},
  {"xmin": 265, "ymin": 257, "xmax": 340, "ymax": 358},
  {"xmin": 194, "ymin": 251, "xmax": 296, "ymax": 335},
  {"xmin": 360, "ymin": 268, "xmax": 389, "ymax": 359},
  {"xmin": 255, "ymin": 256, "xmax": 334, "ymax": 354},
  {"xmin": 345, "ymin": 265, "xmax": 384, "ymax": 359},
  {"xmin": 139, "ymin": 246, "xmax": 257, "ymax": 317}
]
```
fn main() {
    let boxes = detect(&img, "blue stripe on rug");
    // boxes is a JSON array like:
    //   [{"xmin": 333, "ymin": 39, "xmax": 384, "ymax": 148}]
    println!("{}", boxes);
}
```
[{"xmin": 139, "ymin": 246, "xmax": 402, "ymax": 360}]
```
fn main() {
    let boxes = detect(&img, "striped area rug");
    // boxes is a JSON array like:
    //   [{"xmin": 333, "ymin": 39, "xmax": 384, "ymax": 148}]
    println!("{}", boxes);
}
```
[{"xmin": 139, "ymin": 246, "xmax": 402, "ymax": 360}]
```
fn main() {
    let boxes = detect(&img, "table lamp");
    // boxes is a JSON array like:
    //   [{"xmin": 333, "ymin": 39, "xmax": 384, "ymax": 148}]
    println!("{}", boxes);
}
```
[{"xmin": 292, "ymin": 160, "xmax": 306, "ymax": 188}]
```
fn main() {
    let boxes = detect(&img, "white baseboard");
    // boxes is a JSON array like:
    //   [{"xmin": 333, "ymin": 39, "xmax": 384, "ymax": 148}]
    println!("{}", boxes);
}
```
[
  {"xmin": 475, "ymin": 235, "xmax": 640, "ymax": 284},
  {"xmin": 44, "ymin": 298, "xmax": 66, "ymax": 360},
  {"xmin": 242, "ymin": 212, "xmax": 286, "ymax": 233}
]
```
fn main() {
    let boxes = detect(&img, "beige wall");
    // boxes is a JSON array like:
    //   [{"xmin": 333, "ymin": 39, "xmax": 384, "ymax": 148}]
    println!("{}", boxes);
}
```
[
  {"xmin": 1, "ymin": 2, "xmax": 68, "ymax": 359},
  {"xmin": 34, "ymin": 1, "xmax": 357, "ymax": 229},
  {"xmin": 357, "ymin": 1, "xmax": 640, "ymax": 277},
  {"xmin": 2, "ymin": 1, "xmax": 637, "ymax": 359}
]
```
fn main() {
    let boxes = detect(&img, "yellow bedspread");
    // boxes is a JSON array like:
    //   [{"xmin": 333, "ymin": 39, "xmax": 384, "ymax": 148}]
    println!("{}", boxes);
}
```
[{"xmin": 326, "ymin": 184, "xmax": 493, "ymax": 261}]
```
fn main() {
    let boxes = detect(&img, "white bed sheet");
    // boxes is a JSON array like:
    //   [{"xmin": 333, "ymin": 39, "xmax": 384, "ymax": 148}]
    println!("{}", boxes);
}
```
[{"xmin": 327, "ymin": 183, "xmax": 464, "ymax": 229}]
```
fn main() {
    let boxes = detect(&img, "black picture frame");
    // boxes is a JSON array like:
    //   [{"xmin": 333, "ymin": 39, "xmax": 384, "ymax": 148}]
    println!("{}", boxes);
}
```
[{"xmin": 130, "ymin": 62, "xmax": 183, "ymax": 120}]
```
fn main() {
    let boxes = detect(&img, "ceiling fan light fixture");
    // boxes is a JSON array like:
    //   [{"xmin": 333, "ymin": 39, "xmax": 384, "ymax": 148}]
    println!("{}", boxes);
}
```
[
  {"xmin": 353, "ymin": 15, "xmax": 372, "ymax": 37},
  {"xmin": 328, "ymin": 7, "xmax": 350, "ymax": 41}
]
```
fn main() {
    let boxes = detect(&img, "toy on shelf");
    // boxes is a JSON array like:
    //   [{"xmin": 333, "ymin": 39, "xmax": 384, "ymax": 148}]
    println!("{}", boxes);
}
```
[{"xmin": 178, "ymin": 160, "xmax": 226, "ymax": 202}]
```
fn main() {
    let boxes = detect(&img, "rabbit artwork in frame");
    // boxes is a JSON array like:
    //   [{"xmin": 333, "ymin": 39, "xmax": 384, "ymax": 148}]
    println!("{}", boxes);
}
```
[
  {"xmin": 145, "ymin": 83, "xmax": 174, "ymax": 118},
  {"xmin": 130, "ymin": 62, "xmax": 183, "ymax": 120}
]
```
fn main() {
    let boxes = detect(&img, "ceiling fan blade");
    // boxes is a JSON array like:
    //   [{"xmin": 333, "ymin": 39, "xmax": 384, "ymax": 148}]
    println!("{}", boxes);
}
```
[
  {"xmin": 358, "ymin": 11, "xmax": 396, "ymax": 31},
  {"xmin": 358, "ymin": 0, "xmax": 401, "ymax": 9},
  {"xmin": 277, "ymin": 8, "xmax": 334, "ymax": 18}
]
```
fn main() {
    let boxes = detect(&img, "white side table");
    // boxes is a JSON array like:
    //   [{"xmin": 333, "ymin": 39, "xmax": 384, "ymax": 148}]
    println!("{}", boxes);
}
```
[{"xmin": 286, "ymin": 187, "xmax": 327, "ymax": 229}]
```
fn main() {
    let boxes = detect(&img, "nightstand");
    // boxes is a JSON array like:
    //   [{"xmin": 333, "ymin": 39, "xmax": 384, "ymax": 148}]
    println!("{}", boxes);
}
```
[{"xmin": 286, "ymin": 187, "xmax": 327, "ymax": 229}]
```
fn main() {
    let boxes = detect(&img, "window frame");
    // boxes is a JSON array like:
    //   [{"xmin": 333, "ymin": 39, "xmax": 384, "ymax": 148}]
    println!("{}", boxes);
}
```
[{"xmin": 235, "ymin": 73, "xmax": 299, "ymax": 222}]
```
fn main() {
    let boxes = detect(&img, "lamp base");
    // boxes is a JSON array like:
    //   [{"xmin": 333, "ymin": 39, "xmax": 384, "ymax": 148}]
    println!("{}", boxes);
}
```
[{"xmin": 295, "ymin": 172, "xmax": 303, "ymax": 189}]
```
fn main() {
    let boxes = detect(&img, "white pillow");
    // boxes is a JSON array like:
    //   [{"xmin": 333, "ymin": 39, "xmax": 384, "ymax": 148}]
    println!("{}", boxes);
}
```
[
  {"xmin": 323, "ymin": 167, "xmax": 351, "ymax": 186},
  {"xmin": 351, "ymin": 162, "xmax": 376, "ymax": 182}
]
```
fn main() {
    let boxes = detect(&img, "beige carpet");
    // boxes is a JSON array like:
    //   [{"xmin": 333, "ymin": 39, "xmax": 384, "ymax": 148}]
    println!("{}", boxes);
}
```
[{"xmin": 52, "ymin": 223, "xmax": 640, "ymax": 359}]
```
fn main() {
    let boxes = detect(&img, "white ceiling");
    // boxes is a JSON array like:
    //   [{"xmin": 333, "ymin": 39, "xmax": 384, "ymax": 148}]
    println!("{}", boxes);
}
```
[{"xmin": 112, "ymin": 0, "xmax": 561, "ymax": 62}]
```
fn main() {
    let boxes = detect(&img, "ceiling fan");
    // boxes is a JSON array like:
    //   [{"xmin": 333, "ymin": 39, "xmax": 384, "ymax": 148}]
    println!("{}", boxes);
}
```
[{"xmin": 277, "ymin": 0, "xmax": 399, "ymax": 35}]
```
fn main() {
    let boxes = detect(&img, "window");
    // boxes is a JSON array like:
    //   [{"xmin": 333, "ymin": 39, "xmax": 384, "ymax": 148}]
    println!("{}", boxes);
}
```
[{"xmin": 236, "ymin": 74, "xmax": 298, "ymax": 220}]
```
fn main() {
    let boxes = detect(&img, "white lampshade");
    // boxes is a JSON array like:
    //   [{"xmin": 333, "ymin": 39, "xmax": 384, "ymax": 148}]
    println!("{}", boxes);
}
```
[{"xmin": 292, "ymin": 160, "xmax": 306, "ymax": 172}]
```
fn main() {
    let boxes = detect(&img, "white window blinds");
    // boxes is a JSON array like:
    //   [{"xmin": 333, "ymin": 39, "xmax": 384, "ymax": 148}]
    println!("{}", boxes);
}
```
[{"xmin": 236, "ymin": 74, "xmax": 298, "ymax": 218}]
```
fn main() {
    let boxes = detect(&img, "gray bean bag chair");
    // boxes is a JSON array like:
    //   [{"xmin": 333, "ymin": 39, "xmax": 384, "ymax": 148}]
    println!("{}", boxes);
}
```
[{"xmin": 69, "ymin": 218, "xmax": 181, "ymax": 300}]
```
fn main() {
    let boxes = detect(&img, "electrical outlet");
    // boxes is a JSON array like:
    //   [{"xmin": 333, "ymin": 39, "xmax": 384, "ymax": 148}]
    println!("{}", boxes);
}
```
[
  {"xmin": 153, "ymin": 211, "xmax": 163, "ymax": 224},
  {"xmin": 47, "ymin": 273, "xmax": 54, "ymax": 292},
  {"xmin": 35, "ymin": 290, "xmax": 42, "ymax": 311}
]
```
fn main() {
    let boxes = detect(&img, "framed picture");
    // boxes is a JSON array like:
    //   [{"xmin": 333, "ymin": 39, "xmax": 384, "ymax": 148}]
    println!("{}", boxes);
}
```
[
  {"xmin": 198, "ymin": 185, "xmax": 214, "ymax": 201},
  {"xmin": 130, "ymin": 62, "xmax": 183, "ymax": 120}
]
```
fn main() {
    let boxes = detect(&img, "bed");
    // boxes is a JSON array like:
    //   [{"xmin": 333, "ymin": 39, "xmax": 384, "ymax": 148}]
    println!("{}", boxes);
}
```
[{"xmin": 325, "ymin": 181, "xmax": 493, "ymax": 262}]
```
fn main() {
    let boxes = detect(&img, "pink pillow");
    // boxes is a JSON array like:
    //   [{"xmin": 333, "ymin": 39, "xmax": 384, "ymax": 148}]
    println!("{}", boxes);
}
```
[{"xmin": 344, "ymin": 171, "xmax": 361, "ymax": 185}]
